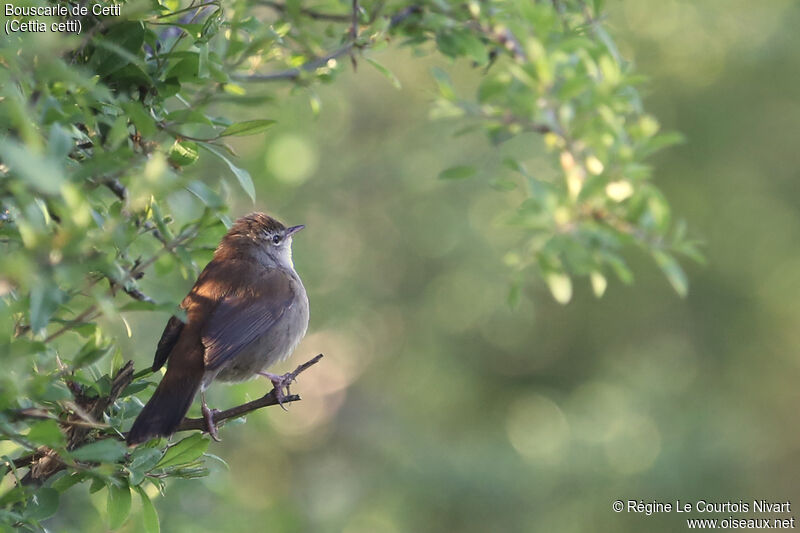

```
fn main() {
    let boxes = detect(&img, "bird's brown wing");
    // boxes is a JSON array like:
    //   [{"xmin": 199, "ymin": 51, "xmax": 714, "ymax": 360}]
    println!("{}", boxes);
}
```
[
  {"xmin": 151, "ymin": 315, "xmax": 185, "ymax": 371},
  {"xmin": 201, "ymin": 267, "xmax": 296, "ymax": 372},
  {"xmin": 150, "ymin": 259, "xmax": 230, "ymax": 372}
]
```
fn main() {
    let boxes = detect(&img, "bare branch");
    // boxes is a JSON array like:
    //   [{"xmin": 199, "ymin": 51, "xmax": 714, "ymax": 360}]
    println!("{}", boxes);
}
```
[{"xmin": 175, "ymin": 354, "xmax": 324, "ymax": 432}]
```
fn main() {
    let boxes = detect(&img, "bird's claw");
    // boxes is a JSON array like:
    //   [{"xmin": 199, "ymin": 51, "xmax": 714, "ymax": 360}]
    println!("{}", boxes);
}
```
[
  {"xmin": 202, "ymin": 403, "xmax": 221, "ymax": 442},
  {"xmin": 257, "ymin": 371, "xmax": 295, "ymax": 411}
]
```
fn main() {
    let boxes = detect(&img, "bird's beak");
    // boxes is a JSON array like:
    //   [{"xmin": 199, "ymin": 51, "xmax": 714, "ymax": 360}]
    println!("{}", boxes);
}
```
[{"xmin": 286, "ymin": 224, "xmax": 305, "ymax": 237}]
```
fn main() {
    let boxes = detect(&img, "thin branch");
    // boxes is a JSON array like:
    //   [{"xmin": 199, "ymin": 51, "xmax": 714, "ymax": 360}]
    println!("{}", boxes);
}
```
[
  {"xmin": 349, "ymin": 0, "xmax": 360, "ymax": 70},
  {"xmin": 233, "ymin": 43, "xmax": 355, "ymax": 82},
  {"xmin": 7, "ymin": 408, "xmax": 107, "ymax": 429},
  {"xmin": 44, "ymin": 306, "xmax": 98, "ymax": 343},
  {"xmin": 103, "ymin": 178, "xmax": 127, "ymax": 201},
  {"xmin": 153, "ymin": 1, "xmax": 219, "ymax": 20},
  {"xmin": 259, "ymin": 0, "xmax": 351, "ymax": 22},
  {"xmin": 389, "ymin": 4, "xmax": 422, "ymax": 26},
  {"xmin": 175, "ymin": 353, "xmax": 323, "ymax": 432},
  {"xmin": 119, "ymin": 285, "xmax": 155, "ymax": 304},
  {"xmin": 176, "ymin": 392, "xmax": 301, "ymax": 431},
  {"xmin": 350, "ymin": 0, "xmax": 359, "ymax": 40},
  {"xmin": 234, "ymin": 5, "xmax": 421, "ymax": 83}
]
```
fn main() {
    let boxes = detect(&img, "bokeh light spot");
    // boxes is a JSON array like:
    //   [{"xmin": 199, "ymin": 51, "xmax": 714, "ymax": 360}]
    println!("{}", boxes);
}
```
[
  {"xmin": 506, "ymin": 394, "xmax": 570, "ymax": 465},
  {"xmin": 265, "ymin": 134, "xmax": 318, "ymax": 184}
]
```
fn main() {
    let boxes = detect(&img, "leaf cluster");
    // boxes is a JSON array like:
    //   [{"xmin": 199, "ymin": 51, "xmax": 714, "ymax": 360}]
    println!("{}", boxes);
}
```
[{"xmin": 0, "ymin": 0, "xmax": 698, "ymax": 529}]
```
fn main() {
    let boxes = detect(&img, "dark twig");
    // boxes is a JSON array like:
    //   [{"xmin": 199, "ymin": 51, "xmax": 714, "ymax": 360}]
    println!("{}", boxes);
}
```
[
  {"xmin": 389, "ymin": 4, "xmax": 422, "ymax": 26},
  {"xmin": 44, "ymin": 306, "xmax": 99, "ymax": 343},
  {"xmin": 349, "ymin": 0, "xmax": 359, "ymax": 70},
  {"xmin": 7, "ymin": 408, "xmax": 107, "ymax": 429},
  {"xmin": 350, "ymin": 0, "xmax": 359, "ymax": 40},
  {"xmin": 175, "ymin": 354, "xmax": 324, "ymax": 432},
  {"xmin": 103, "ymin": 178, "xmax": 127, "ymax": 201},
  {"xmin": 119, "ymin": 285, "xmax": 155, "ymax": 304}
]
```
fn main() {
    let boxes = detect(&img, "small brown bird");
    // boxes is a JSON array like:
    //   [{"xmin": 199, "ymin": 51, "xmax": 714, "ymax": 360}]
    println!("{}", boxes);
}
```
[{"xmin": 126, "ymin": 212, "xmax": 309, "ymax": 444}]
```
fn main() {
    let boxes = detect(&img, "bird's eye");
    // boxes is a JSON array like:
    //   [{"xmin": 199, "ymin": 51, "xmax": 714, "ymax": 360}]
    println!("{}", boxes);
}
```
[{"xmin": 272, "ymin": 235, "xmax": 282, "ymax": 245}]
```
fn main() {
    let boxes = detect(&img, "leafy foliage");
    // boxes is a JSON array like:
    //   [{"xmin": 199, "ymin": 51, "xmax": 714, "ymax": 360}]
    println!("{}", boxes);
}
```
[{"xmin": 0, "ymin": 0, "xmax": 697, "ymax": 529}]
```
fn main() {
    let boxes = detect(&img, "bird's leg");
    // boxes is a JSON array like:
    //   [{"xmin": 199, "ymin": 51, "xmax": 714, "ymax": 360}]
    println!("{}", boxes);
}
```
[
  {"xmin": 257, "ymin": 371, "xmax": 296, "ymax": 411},
  {"xmin": 201, "ymin": 391, "xmax": 221, "ymax": 442}
]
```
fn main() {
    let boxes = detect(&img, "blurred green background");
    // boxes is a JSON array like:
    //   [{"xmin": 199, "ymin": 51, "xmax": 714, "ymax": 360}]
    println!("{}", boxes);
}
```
[{"xmin": 51, "ymin": 0, "xmax": 800, "ymax": 531}]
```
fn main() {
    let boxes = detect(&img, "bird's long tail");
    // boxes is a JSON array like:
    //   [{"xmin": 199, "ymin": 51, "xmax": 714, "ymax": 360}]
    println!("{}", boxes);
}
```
[{"xmin": 126, "ymin": 368, "xmax": 202, "ymax": 445}]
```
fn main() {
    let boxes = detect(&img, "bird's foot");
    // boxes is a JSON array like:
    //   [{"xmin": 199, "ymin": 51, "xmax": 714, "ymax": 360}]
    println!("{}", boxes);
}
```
[
  {"xmin": 201, "ymin": 402, "xmax": 221, "ymax": 442},
  {"xmin": 257, "ymin": 371, "xmax": 297, "ymax": 411}
]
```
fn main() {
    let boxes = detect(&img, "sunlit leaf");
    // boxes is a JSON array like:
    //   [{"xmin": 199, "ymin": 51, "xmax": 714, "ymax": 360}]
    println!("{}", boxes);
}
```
[
  {"xmin": 136, "ymin": 486, "xmax": 160, "ymax": 533},
  {"xmin": 366, "ymin": 58, "xmax": 402, "ymax": 89},
  {"xmin": 156, "ymin": 434, "xmax": 209, "ymax": 469},
  {"xmin": 545, "ymin": 273, "xmax": 573, "ymax": 304},
  {"xmin": 168, "ymin": 139, "xmax": 200, "ymax": 167},
  {"xmin": 107, "ymin": 483, "xmax": 132, "ymax": 529}
]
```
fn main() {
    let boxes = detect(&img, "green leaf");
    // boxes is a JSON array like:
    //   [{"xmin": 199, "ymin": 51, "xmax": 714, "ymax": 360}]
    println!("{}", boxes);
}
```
[
  {"xmin": 186, "ymin": 180, "xmax": 223, "ymax": 208},
  {"xmin": 502, "ymin": 157, "xmax": 527, "ymax": 175},
  {"xmin": 47, "ymin": 124, "xmax": 73, "ymax": 161},
  {"xmin": 462, "ymin": 33, "xmax": 489, "ymax": 66},
  {"xmin": 51, "ymin": 472, "xmax": 86, "ymax": 492},
  {"xmin": 73, "ymin": 339, "xmax": 113, "ymax": 369},
  {"xmin": 90, "ymin": 22, "xmax": 146, "ymax": 77},
  {"xmin": 72, "ymin": 439, "xmax": 128, "ymax": 463},
  {"xmin": 29, "ymin": 284, "xmax": 64, "ymax": 333},
  {"xmin": 122, "ymin": 102, "xmax": 156, "ymax": 138},
  {"xmin": 366, "ymin": 58, "xmax": 402, "ymax": 89},
  {"xmin": 430, "ymin": 67, "xmax": 456, "ymax": 101},
  {"xmin": 604, "ymin": 253, "xmax": 634, "ymax": 285},
  {"xmin": 156, "ymin": 434, "xmax": 209, "ymax": 469},
  {"xmin": 27, "ymin": 420, "xmax": 66, "ymax": 448},
  {"xmin": 641, "ymin": 131, "xmax": 685, "ymax": 156},
  {"xmin": 107, "ymin": 483, "xmax": 132, "ymax": 529},
  {"xmin": 165, "ymin": 109, "xmax": 213, "ymax": 126},
  {"xmin": 439, "ymin": 166, "xmax": 476, "ymax": 180},
  {"xmin": 653, "ymin": 250, "xmax": 688, "ymax": 297},
  {"xmin": 197, "ymin": 44, "xmax": 210, "ymax": 79},
  {"xmin": 201, "ymin": 144, "xmax": 256, "ymax": 201},
  {"xmin": 26, "ymin": 488, "xmax": 59, "ymax": 521},
  {"xmin": 0, "ymin": 140, "xmax": 64, "ymax": 194},
  {"xmin": 219, "ymin": 120, "xmax": 276, "ymax": 137},
  {"xmin": 127, "ymin": 448, "xmax": 164, "ymax": 486},
  {"xmin": 168, "ymin": 139, "xmax": 200, "ymax": 167},
  {"xmin": 136, "ymin": 486, "xmax": 160, "ymax": 533}
]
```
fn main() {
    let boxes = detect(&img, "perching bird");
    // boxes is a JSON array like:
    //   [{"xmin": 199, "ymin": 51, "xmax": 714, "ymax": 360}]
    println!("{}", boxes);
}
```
[{"xmin": 126, "ymin": 212, "xmax": 309, "ymax": 444}]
